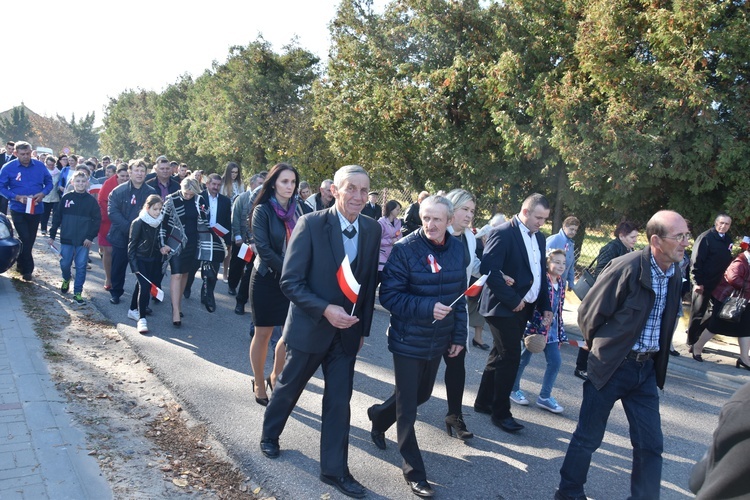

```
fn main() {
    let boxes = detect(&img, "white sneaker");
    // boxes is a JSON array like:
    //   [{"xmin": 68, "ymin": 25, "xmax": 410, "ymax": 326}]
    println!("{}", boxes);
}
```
[
  {"xmin": 536, "ymin": 397, "xmax": 564, "ymax": 414},
  {"xmin": 510, "ymin": 390, "xmax": 529, "ymax": 406},
  {"xmin": 127, "ymin": 309, "xmax": 139, "ymax": 321},
  {"xmin": 137, "ymin": 318, "xmax": 149, "ymax": 334}
]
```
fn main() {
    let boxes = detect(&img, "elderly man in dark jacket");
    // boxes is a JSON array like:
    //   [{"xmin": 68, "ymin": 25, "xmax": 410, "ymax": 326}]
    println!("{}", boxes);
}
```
[
  {"xmin": 367, "ymin": 195, "xmax": 468, "ymax": 498},
  {"xmin": 556, "ymin": 210, "xmax": 689, "ymax": 500}
]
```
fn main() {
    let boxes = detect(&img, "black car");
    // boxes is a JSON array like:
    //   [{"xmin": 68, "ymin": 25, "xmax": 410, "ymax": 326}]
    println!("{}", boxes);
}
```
[{"xmin": 0, "ymin": 213, "xmax": 21, "ymax": 274}]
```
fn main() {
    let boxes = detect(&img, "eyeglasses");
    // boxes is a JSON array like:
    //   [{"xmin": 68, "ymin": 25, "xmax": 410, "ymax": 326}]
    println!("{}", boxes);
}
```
[{"xmin": 660, "ymin": 233, "xmax": 692, "ymax": 242}]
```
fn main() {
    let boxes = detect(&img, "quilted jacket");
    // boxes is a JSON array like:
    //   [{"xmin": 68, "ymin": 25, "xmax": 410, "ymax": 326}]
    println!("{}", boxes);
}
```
[{"xmin": 380, "ymin": 229, "xmax": 468, "ymax": 360}]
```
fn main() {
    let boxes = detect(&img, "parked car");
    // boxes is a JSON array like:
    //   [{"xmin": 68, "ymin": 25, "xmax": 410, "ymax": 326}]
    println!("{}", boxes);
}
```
[{"xmin": 0, "ymin": 213, "xmax": 21, "ymax": 274}]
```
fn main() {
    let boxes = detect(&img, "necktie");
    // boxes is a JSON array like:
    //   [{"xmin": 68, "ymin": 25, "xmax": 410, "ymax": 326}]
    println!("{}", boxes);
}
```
[{"xmin": 343, "ymin": 225, "xmax": 357, "ymax": 262}]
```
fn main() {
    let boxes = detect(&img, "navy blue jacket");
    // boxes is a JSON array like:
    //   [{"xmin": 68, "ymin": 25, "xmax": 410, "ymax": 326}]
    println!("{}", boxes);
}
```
[
  {"xmin": 49, "ymin": 191, "xmax": 101, "ymax": 246},
  {"xmin": 107, "ymin": 181, "xmax": 157, "ymax": 247},
  {"xmin": 380, "ymin": 229, "xmax": 468, "ymax": 360}
]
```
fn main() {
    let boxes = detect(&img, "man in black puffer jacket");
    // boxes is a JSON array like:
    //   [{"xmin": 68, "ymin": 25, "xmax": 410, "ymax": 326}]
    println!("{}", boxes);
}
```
[{"xmin": 367, "ymin": 195, "xmax": 468, "ymax": 498}]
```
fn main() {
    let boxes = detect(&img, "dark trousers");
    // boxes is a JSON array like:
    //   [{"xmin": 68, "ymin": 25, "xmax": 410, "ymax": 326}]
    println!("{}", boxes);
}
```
[
  {"xmin": 110, "ymin": 245, "xmax": 129, "ymax": 299},
  {"xmin": 369, "ymin": 354, "xmax": 442, "ymax": 481},
  {"xmin": 474, "ymin": 312, "xmax": 530, "ymax": 420},
  {"xmin": 185, "ymin": 257, "xmax": 221, "ymax": 296},
  {"xmin": 199, "ymin": 256, "xmax": 223, "ymax": 307},
  {"xmin": 262, "ymin": 333, "xmax": 357, "ymax": 477},
  {"xmin": 443, "ymin": 348, "xmax": 466, "ymax": 416},
  {"xmin": 235, "ymin": 258, "xmax": 253, "ymax": 305},
  {"xmin": 11, "ymin": 211, "xmax": 41, "ymax": 275},
  {"xmin": 0, "ymin": 197, "xmax": 7, "ymax": 215},
  {"xmin": 227, "ymin": 243, "xmax": 245, "ymax": 289},
  {"xmin": 687, "ymin": 289, "xmax": 712, "ymax": 345},
  {"xmin": 129, "ymin": 259, "xmax": 161, "ymax": 317},
  {"xmin": 558, "ymin": 358, "xmax": 663, "ymax": 499},
  {"xmin": 40, "ymin": 202, "xmax": 56, "ymax": 232},
  {"xmin": 575, "ymin": 347, "xmax": 590, "ymax": 372}
]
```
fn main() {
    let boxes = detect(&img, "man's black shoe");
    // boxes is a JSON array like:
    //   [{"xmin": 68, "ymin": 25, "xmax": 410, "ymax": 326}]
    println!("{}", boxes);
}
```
[
  {"xmin": 492, "ymin": 416, "xmax": 524, "ymax": 433},
  {"xmin": 259, "ymin": 438, "xmax": 280, "ymax": 458},
  {"xmin": 183, "ymin": 288, "xmax": 191, "ymax": 299},
  {"xmin": 473, "ymin": 403, "xmax": 492, "ymax": 415},
  {"xmin": 228, "ymin": 287, "xmax": 237, "ymax": 296},
  {"xmin": 109, "ymin": 296, "xmax": 120, "ymax": 305},
  {"xmin": 367, "ymin": 406, "xmax": 386, "ymax": 450},
  {"xmin": 573, "ymin": 369, "xmax": 588, "ymax": 381},
  {"xmin": 320, "ymin": 473, "xmax": 367, "ymax": 498},
  {"xmin": 22, "ymin": 274, "xmax": 33, "ymax": 281},
  {"xmin": 144, "ymin": 307, "xmax": 153, "ymax": 316},
  {"xmin": 235, "ymin": 303, "xmax": 245, "ymax": 315},
  {"xmin": 554, "ymin": 489, "xmax": 588, "ymax": 500},
  {"xmin": 405, "ymin": 478, "xmax": 434, "ymax": 497}
]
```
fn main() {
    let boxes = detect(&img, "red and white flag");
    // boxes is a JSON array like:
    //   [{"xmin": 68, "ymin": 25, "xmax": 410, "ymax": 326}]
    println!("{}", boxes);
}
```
[
  {"xmin": 25, "ymin": 197, "xmax": 35, "ymax": 214},
  {"xmin": 336, "ymin": 255, "xmax": 360, "ymax": 306},
  {"xmin": 150, "ymin": 284, "xmax": 165, "ymax": 302},
  {"xmin": 211, "ymin": 223, "xmax": 229, "ymax": 238},
  {"xmin": 238, "ymin": 243, "xmax": 254, "ymax": 262},
  {"xmin": 427, "ymin": 254, "xmax": 441, "ymax": 273},
  {"xmin": 464, "ymin": 274, "xmax": 489, "ymax": 297}
]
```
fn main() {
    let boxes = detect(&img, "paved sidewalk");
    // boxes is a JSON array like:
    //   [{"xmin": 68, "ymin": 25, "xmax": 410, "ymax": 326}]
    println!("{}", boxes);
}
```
[{"xmin": 0, "ymin": 275, "xmax": 112, "ymax": 500}]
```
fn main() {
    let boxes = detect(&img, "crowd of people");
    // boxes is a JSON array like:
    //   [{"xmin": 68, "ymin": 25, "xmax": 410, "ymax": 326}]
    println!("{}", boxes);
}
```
[{"xmin": 1, "ymin": 141, "xmax": 749, "ymax": 498}]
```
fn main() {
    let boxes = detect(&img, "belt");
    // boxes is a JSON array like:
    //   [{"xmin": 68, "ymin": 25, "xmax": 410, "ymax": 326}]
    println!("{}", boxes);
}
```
[{"xmin": 626, "ymin": 350, "xmax": 657, "ymax": 362}]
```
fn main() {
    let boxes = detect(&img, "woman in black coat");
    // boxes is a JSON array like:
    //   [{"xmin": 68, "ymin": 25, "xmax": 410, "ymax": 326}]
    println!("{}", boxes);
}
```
[{"xmin": 249, "ymin": 163, "xmax": 303, "ymax": 405}]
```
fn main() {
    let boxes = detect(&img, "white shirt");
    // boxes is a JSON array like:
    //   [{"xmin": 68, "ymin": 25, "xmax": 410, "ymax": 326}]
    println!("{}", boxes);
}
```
[
  {"xmin": 208, "ymin": 194, "xmax": 218, "ymax": 227},
  {"xmin": 516, "ymin": 215, "xmax": 542, "ymax": 304}
]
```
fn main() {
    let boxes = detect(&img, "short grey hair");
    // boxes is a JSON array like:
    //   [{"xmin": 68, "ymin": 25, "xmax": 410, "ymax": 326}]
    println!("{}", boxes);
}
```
[
  {"xmin": 420, "ymin": 195, "xmax": 454, "ymax": 219},
  {"xmin": 333, "ymin": 166, "xmax": 368, "ymax": 188},
  {"xmin": 489, "ymin": 213, "xmax": 506, "ymax": 227}
]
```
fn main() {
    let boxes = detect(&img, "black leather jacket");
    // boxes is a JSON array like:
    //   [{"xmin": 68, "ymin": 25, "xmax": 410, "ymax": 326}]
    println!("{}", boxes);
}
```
[{"xmin": 128, "ymin": 218, "xmax": 162, "ymax": 273}]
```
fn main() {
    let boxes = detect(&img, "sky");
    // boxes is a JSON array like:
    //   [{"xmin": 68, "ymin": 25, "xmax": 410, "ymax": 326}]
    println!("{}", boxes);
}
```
[{"xmin": 3, "ymin": 0, "xmax": 384, "ymax": 125}]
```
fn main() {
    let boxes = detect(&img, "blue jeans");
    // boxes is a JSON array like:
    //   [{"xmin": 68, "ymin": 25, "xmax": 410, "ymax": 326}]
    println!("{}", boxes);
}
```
[
  {"xmin": 60, "ymin": 244, "xmax": 89, "ymax": 294},
  {"xmin": 558, "ymin": 358, "xmax": 663, "ymax": 499},
  {"xmin": 512, "ymin": 341, "xmax": 561, "ymax": 399}
]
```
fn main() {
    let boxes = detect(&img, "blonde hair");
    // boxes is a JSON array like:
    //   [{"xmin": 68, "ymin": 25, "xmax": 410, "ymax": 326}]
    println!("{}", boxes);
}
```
[{"xmin": 180, "ymin": 178, "xmax": 202, "ymax": 196}]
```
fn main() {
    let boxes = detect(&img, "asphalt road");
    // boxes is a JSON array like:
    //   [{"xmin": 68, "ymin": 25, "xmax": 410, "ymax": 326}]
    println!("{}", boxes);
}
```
[{"xmin": 33, "ymin": 242, "xmax": 749, "ymax": 499}]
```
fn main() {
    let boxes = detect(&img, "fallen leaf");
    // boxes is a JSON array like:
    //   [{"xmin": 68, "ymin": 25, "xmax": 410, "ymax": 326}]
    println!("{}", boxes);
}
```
[{"xmin": 172, "ymin": 478, "xmax": 188, "ymax": 488}]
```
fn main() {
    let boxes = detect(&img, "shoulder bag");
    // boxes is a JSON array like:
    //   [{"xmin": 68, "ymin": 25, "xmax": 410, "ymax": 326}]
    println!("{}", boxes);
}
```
[{"xmin": 573, "ymin": 258, "xmax": 597, "ymax": 301}]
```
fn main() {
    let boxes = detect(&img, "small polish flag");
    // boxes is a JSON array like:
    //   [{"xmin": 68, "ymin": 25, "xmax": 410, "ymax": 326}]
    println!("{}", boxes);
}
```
[
  {"xmin": 336, "ymin": 255, "xmax": 360, "ymax": 306},
  {"xmin": 464, "ymin": 274, "xmax": 489, "ymax": 297},
  {"xmin": 150, "ymin": 284, "xmax": 165, "ymax": 302},
  {"xmin": 427, "ymin": 254, "xmax": 441, "ymax": 273},
  {"xmin": 89, "ymin": 185, "xmax": 101, "ymax": 196},
  {"xmin": 238, "ymin": 243, "xmax": 254, "ymax": 262},
  {"xmin": 25, "ymin": 198, "xmax": 35, "ymax": 214},
  {"xmin": 49, "ymin": 242, "xmax": 61, "ymax": 257},
  {"xmin": 567, "ymin": 339, "xmax": 585, "ymax": 348},
  {"xmin": 211, "ymin": 223, "xmax": 229, "ymax": 238}
]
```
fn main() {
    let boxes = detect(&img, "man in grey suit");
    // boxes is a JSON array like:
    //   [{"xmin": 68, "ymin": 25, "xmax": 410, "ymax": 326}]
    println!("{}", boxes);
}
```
[{"xmin": 260, "ymin": 165, "xmax": 380, "ymax": 499}]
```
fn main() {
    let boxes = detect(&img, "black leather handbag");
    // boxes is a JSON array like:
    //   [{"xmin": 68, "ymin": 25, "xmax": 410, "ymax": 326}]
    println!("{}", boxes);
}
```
[
  {"xmin": 718, "ymin": 270, "xmax": 748, "ymax": 323},
  {"xmin": 573, "ymin": 259, "xmax": 597, "ymax": 301}
]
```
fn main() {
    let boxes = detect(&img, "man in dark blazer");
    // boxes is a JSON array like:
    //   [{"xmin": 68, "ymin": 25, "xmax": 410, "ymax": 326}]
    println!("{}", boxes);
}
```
[
  {"xmin": 474, "ymin": 193, "xmax": 552, "ymax": 433},
  {"xmin": 260, "ymin": 165, "xmax": 380, "ymax": 499},
  {"xmin": 360, "ymin": 191, "xmax": 382, "ymax": 219},
  {"xmin": 186, "ymin": 174, "xmax": 231, "ymax": 311}
]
